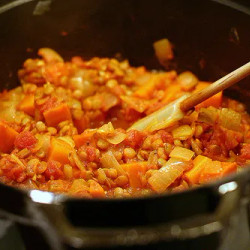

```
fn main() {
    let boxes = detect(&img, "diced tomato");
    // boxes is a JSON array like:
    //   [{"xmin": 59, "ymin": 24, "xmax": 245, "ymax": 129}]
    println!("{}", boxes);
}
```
[
  {"xmin": 124, "ymin": 130, "xmax": 146, "ymax": 148},
  {"xmin": 159, "ymin": 130, "xmax": 174, "ymax": 144},
  {"xmin": 14, "ymin": 131, "xmax": 37, "ymax": 149},
  {"xmin": 79, "ymin": 146, "xmax": 98, "ymax": 162},
  {"xmin": 44, "ymin": 160, "xmax": 64, "ymax": 180}
]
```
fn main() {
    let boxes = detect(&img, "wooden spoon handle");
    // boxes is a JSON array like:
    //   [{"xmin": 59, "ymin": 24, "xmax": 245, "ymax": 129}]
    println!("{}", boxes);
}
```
[{"xmin": 180, "ymin": 61, "xmax": 250, "ymax": 112}]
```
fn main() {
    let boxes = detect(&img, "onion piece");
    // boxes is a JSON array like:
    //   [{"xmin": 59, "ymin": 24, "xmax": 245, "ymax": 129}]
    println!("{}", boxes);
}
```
[
  {"xmin": 169, "ymin": 146, "xmax": 194, "ymax": 161},
  {"xmin": 97, "ymin": 122, "xmax": 114, "ymax": 135},
  {"xmin": 171, "ymin": 125, "xmax": 193, "ymax": 140},
  {"xmin": 148, "ymin": 158, "xmax": 189, "ymax": 193},
  {"xmin": 153, "ymin": 38, "xmax": 174, "ymax": 65},
  {"xmin": 177, "ymin": 71, "xmax": 198, "ymax": 91},
  {"xmin": 101, "ymin": 151, "xmax": 126, "ymax": 176},
  {"xmin": 35, "ymin": 134, "xmax": 51, "ymax": 155},
  {"xmin": 106, "ymin": 131, "xmax": 127, "ymax": 145},
  {"xmin": 128, "ymin": 94, "xmax": 189, "ymax": 132},
  {"xmin": 198, "ymin": 107, "xmax": 219, "ymax": 125},
  {"xmin": 219, "ymin": 108, "xmax": 241, "ymax": 131},
  {"xmin": 38, "ymin": 48, "xmax": 63, "ymax": 63},
  {"xmin": 102, "ymin": 92, "xmax": 119, "ymax": 111}
]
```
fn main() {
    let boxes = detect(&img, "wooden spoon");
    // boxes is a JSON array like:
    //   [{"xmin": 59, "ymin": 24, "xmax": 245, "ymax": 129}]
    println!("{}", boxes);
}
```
[
  {"xmin": 180, "ymin": 61, "xmax": 250, "ymax": 112},
  {"xmin": 128, "ymin": 61, "xmax": 250, "ymax": 132}
]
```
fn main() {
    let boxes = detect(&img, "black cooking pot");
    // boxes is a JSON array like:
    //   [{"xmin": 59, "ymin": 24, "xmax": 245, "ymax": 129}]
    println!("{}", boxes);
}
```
[{"xmin": 0, "ymin": 1, "xmax": 250, "ymax": 250}]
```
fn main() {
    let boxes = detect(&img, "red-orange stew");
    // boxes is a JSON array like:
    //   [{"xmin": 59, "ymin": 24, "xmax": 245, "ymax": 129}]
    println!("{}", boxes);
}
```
[{"xmin": 0, "ymin": 47, "xmax": 249, "ymax": 198}]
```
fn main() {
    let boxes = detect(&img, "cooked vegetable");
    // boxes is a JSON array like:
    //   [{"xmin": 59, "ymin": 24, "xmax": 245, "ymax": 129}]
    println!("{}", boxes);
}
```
[
  {"xmin": 148, "ymin": 158, "xmax": 190, "ymax": 193},
  {"xmin": 106, "ymin": 131, "xmax": 127, "ymax": 145},
  {"xmin": 169, "ymin": 146, "xmax": 194, "ymax": 161},
  {"xmin": 199, "ymin": 161, "xmax": 237, "ymax": 184},
  {"xmin": 48, "ymin": 137, "xmax": 73, "ymax": 165},
  {"xmin": 43, "ymin": 103, "xmax": 72, "ymax": 127},
  {"xmin": 177, "ymin": 71, "xmax": 198, "ymax": 91},
  {"xmin": 89, "ymin": 180, "xmax": 105, "ymax": 197},
  {"xmin": 63, "ymin": 164, "xmax": 73, "ymax": 179},
  {"xmin": 0, "ymin": 48, "xmax": 248, "ymax": 198},
  {"xmin": 69, "ymin": 179, "xmax": 89, "ymax": 196},
  {"xmin": 198, "ymin": 107, "xmax": 219, "ymax": 125},
  {"xmin": 101, "ymin": 151, "xmax": 126, "ymax": 176},
  {"xmin": 184, "ymin": 155, "xmax": 212, "ymax": 184},
  {"xmin": 219, "ymin": 108, "xmax": 241, "ymax": 131},
  {"xmin": 0, "ymin": 122, "xmax": 18, "ymax": 153},
  {"xmin": 153, "ymin": 38, "xmax": 174, "ymax": 65},
  {"xmin": 122, "ymin": 162, "xmax": 148, "ymax": 188},
  {"xmin": 17, "ymin": 94, "xmax": 35, "ymax": 116},
  {"xmin": 196, "ymin": 92, "xmax": 222, "ymax": 110},
  {"xmin": 38, "ymin": 48, "xmax": 63, "ymax": 63},
  {"xmin": 171, "ymin": 125, "xmax": 193, "ymax": 140},
  {"xmin": 195, "ymin": 82, "xmax": 222, "ymax": 109}
]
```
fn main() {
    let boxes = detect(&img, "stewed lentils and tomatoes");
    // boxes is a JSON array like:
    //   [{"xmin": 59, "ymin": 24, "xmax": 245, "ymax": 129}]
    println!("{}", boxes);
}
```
[{"xmin": 0, "ymin": 47, "xmax": 249, "ymax": 198}]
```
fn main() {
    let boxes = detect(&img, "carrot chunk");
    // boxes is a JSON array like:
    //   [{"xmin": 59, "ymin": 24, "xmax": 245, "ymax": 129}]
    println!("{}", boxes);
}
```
[
  {"xmin": 199, "ymin": 161, "xmax": 222, "ymax": 183},
  {"xmin": 0, "ymin": 121, "xmax": 18, "ymax": 153},
  {"xmin": 74, "ymin": 116, "xmax": 89, "ymax": 134},
  {"xmin": 43, "ymin": 103, "xmax": 72, "ymax": 127},
  {"xmin": 73, "ymin": 130, "xmax": 96, "ymax": 149},
  {"xmin": 48, "ymin": 137, "xmax": 73, "ymax": 165},
  {"xmin": 17, "ymin": 94, "xmax": 35, "ymax": 116},
  {"xmin": 221, "ymin": 162, "xmax": 237, "ymax": 176},
  {"xmin": 134, "ymin": 72, "xmax": 175, "ymax": 99},
  {"xmin": 89, "ymin": 180, "xmax": 105, "ymax": 197},
  {"xmin": 195, "ymin": 82, "xmax": 222, "ymax": 110},
  {"xmin": 122, "ymin": 162, "xmax": 148, "ymax": 188},
  {"xmin": 184, "ymin": 155, "xmax": 212, "ymax": 184}
]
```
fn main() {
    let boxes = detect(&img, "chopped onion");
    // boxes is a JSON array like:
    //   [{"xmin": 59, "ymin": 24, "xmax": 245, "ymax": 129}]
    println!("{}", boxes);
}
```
[
  {"xmin": 38, "ymin": 48, "xmax": 63, "ymax": 63},
  {"xmin": 10, "ymin": 154, "xmax": 26, "ymax": 168},
  {"xmin": 147, "ymin": 151, "xmax": 158, "ymax": 166},
  {"xmin": 128, "ymin": 94, "xmax": 189, "ymax": 132},
  {"xmin": 35, "ymin": 134, "xmax": 51, "ymax": 155},
  {"xmin": 69, "ymin": 179, "xmax": 89, "ymax": 194},
  {"xmin": 169, "ymin": 146, "xmax": 195, "ymax": 161},
  {"xmin": 102, "ymin": 93, "xmax": 119, "ymax": 111},
  {"xmin": 153, "ymin": 38, "xmax": 174, "ymax": 65},
  {"xmin": 171, "ymin": 125, "xmax": 193, "ymax": 140},
  {"xmin": 106, "ymin": 131, "xmax": 127, "ymax": 145},
  {"xmin": 101, "ymin": 151, "xmax": 126, "ymax": 175},
  {"xmin": 198, "ymin": 107, "xmax": 219, "ymax": 125},
  {"xmin": 64, "ymin": 164, "xmax": 73, "ymax": 179},
  {"xmin": 71, "ymin": 151, "xmax": 85, "ymax": 171},
  {"xmin": 219, "ymin": 108, "xmax": 241, "ymax": 131},
  {"xmin": 97, "ymin": 122, "xmax": 114, "ymax": 135},
  {"xmin": 177, "ymin": 71, "xmax": 198, "ymax": 91},
  {"xmin": 148, "ymin": 158, "xmax": 189, "ymax": 193}
]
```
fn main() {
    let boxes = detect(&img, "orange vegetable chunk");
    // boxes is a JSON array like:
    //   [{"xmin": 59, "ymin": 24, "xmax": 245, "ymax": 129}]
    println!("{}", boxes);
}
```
[
  {"xmin": 74, "ymin": 116, "xmax": 89, "ymax": 133},
  {"xmin": 17, "ymin": 94, "xmax": 35, "ymax": 116},
  {"xmin": 184, "ymin": 155, "xmax": 212, "ymax": 184},
  {"xmin": 122, "ymin": 162, "xmax": 147, "ymax": 188},
  {"xmin": 195, "ymin": 82, "xmax": 222, "ymax": 110},
  {"xmin": 43, "ymin": 103, "xmax": 72, "ymax": 127},
  {"xmin": 48, "ymin": 137, "xmax": 73, "ymax": 165},
  {"xmin": 73, "ymin": 130, "xmax": 95, "ymax": 149},
  {"xmin": 89, "ymin": 180, "xmax": 105, "ymax": 197},
  {"xmin": 199, "ymin": 161, "xmax": 222, "ymax": 184},
  {"xmin": 0, "ymin": 121, "xmax": 18, "ymax": 153}
]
